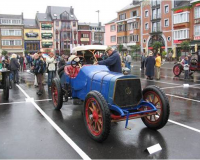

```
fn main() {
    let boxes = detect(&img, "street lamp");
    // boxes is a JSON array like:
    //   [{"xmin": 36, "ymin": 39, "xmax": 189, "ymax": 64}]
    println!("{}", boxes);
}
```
[{"xmin": 96, "ymin": 10, "xmax": 100, "ymax": 44}]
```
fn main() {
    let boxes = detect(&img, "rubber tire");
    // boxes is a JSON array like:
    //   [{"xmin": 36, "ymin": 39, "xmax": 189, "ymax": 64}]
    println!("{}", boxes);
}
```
[
  {"xmin": 173, "ymin": 64, "xmax": 182, "ymax": 76},
  {"xmin": 51, "ymin": 78, "xmax": 63, "ymax": 110},
  {"xmin": 3, "ymin": 76, "xmax": 9, "ymax": 100},
  {"xmin": 84, "ymin": 91, "xmax": 111, "ymax": 142},
  {"xmin": 141, "ymin": 85, "xmax": 170, "ymax": 130}
]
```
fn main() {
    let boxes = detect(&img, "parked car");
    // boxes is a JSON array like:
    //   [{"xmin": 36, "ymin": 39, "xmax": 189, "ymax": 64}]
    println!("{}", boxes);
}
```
[
  {"xmin": 52, "ymin": 45, "xmax": 170, "ymax": 142},
  {"xmin": 173, "ymin": 52, "xmax": 200, "ymax": 76}
]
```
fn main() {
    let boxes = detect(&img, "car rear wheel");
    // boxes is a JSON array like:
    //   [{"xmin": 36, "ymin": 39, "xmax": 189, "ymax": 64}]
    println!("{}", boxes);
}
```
[
  {"xmin": 84, "ymin": 91, "xmax": 111, "ymax": 142},
  {"xmin": 51, "ymin": 78, "xmax": 63, "ymax": 110},
  {"xmin": 173, "ymin": 64, "xmax": 182, "ymax": 76},
  {"xmin": 141, "ymin": 85, "xmax": 170, "ymax": 130}
]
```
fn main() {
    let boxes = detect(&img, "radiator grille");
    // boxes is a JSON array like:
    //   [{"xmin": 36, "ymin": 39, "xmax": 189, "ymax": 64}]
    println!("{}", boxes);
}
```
[{"xmin": 113, "ymin": 79, "xmax": 142, "ymax": 108}]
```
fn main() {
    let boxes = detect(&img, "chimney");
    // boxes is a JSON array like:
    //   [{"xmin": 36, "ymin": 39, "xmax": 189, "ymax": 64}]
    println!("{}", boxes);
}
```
[
  {"xmin": 21, "ymin": 12, "xmax": 24, "ymax": 19},
  {"xmin": 70, "ymin": 6, "xmax": 74, "ymax": 15}
]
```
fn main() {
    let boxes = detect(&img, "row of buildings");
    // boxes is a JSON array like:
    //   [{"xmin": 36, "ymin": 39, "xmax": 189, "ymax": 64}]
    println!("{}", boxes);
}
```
[
  {"xmin": 0, "ymin": 6, "xmax": 105, "ymax": 55},
  {"xmin": 105, "ymin": 0, "xmax": 200, "ymax": 56}
]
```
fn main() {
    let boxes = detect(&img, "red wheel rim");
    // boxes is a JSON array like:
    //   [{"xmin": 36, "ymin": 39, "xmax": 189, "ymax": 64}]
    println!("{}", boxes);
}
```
[
  {"xmin": 143, "ymin": 91, "xmax": 163, "ymax": 123},
  {"xmin": 174, "ymin": 66, "xmax": 180, "ymax": 76},
  {"xmin": 52, "ymin": 84, "xmax": 58, "ymax": 107},
  {"xmin": 85, "ymin": 98, "xmax": 103, "ymax": 136}
]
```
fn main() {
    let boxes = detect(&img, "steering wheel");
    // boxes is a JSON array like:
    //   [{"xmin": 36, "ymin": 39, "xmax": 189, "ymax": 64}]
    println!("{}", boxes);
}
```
[
  {"xmin": 78, "ymin": 56, "xmax": 86, "ymax": 65},
  {"xmin": 190, "ymin": 59, "xmax": 198, "ymax": 66},
  {"xmin": 71, "ymin": 56, "xmax": 85, "ymax": 68}
]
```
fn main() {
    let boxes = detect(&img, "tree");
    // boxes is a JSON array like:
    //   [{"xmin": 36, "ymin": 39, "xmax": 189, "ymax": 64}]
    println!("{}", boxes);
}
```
[
  {"xmin": 1, "ymin": 50, "xmax": 8, "ymax": 56},
  {"xmin": 152, "ymin": 41, "xmax": 162, "ymax": 55},
  {"xmin": 130, "ymin": 45, "xmax": 140, "ymax": 61},
  {"xmin": 117, "ymin": 44, "xmax": 123, "ymax": 53},
  {"xmin": 180, "ymin": 41, "xmax": 190, "ymax": 57}
]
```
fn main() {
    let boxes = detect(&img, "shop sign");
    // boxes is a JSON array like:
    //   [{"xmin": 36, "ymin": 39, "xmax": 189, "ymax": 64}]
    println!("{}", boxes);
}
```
[
  {"xmin": 196, "ymin": 3, "xmax": 200, "ymax": 7},
  {"xmin": 26, "ymin": 32, "xmax": 38, "ymax": 38},
  {"xmin": 161, "ymin": 46, "xmax": 165, "ymax": 49},
  {"xmin": 174, "ymin": 40, "xmax": 182, "ymax": 44},
  {"xmin": 194, "ymin": 19, "xmax": 200, "ymax": 24},
  {"xmin": 194, "ymin": 36, "xmax": 200, "ymax": 40},
  {"xmin": 81, "ymin": 38, "xmax": 89, "ymax": 42},
  {"xmin": 175, "ymin": 9, "xmax": 183, "ymax": 13},
  {"xmin": 148, "ymin": 47, "xmax": 153, "ymax": 49}
]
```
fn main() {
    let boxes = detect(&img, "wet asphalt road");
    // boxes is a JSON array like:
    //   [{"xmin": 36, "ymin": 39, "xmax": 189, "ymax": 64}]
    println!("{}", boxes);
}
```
[{"xmin": 0, "ymin": 62, "xmax": 200, "ymax": 159}]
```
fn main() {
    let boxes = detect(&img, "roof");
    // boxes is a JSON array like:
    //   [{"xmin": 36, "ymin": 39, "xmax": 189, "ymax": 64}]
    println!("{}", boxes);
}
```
[
  {"xmin": 72, "ymin": 45, "xmax": 107, "ymax": 53},
  {"xmin": 105, "ymin": 18, "xmax": 117, "ymax": 25},
  {"xmin": 46, "ymin": 6, "xmax": 78, "ymax": 20},
  {"xmin": 0, "ymin": 14, "xmax": 23, "ymax": 19},
  {"xmin": 117, "ymin": 1, "xmax": 141, "ymax": 13},
  {"xmin": 174, "ymin": 0, "xmax": 190, "ymax": 8},
  {"xmin": 36, "ymin": 13, "xmax": 52, "ymax": 22},
  {"xmin": 24, "ymin": 19, "xmax": 39, "ymax": 28}
]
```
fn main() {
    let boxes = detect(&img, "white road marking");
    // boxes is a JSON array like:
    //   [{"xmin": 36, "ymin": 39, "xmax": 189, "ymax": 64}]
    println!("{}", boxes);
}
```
[
  {"xmin": 166, "ymin": 94, "xmax": 200, "ymax": 103},
  {"xmin": 0, "ymin": 99, "xmax": 52, "ymax": 106},
  {"xmin": 168, "ymin": 119, "xmax": 200, "ymax": 133},
  {"xmin": 16, "ymin": 84, "xmax": 91, "ymax": 160},
  {"xmin": 140, "ymin": 78, "xmax": 180, "ymax": 86}
]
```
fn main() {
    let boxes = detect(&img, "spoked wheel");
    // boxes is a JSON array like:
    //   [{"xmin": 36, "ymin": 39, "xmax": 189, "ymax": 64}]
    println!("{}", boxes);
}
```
[
  {"xmin": 84, "ymin": 91, "xmax": 111, "ymax": 142},
  {"xmin": 3, "ymin": 76, "xmax": 9, "ymax": 100},
  {"xmin": 173, "ymin": 64, "xmax": 182, "ymax": 76},
  {"xmin": 51, "ymin": 78, "xmax": 63, "ymax": 110},
  {"xmin": 141, "ymin": 85, "xmax": 170, "ymax": 130}
]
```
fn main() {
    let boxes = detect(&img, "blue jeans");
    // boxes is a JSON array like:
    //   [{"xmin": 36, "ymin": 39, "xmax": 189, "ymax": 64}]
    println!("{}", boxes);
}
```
[
  {"xmin": 48, "ymin": 71, "xmax": 55, "ymax": 87},
  {"xmin": 126, "ymin": 62, "xmax": 131, "ymax": 70}
]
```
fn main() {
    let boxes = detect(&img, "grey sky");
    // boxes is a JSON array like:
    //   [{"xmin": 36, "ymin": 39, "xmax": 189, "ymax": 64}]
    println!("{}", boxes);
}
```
[{"xmin": 0, "ymin": 0, "xmax": 133, "ymax": 25}]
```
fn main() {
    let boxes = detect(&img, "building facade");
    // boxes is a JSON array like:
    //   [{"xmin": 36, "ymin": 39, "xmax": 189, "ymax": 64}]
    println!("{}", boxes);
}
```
[
  {"xmin": 46, "ymin": 6, "xmax": 78, "ymax": 55},
  {"xmin": 24, "ymin": 19, "xmax": 40, "ymax": 54},
  {"xmin": 0, "ymin": 13, "xmax": 24, "ymax": 55},
  {"xmin": 105, "ymin": 18, "xmax": 117, "ymax": 49},
  {"xmin": 90, "ymin": 23, "xmax": 105, "ymax": 45},
  {"xmin": 78, "ymin": 23, "xmax": 91, "ymax": 46},
  {"xmin": 116, "ymin": 1, "xmax": 141, "ymax": 52}
]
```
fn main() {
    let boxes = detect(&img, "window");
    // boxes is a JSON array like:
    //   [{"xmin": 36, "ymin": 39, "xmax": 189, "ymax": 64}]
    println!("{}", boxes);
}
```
[
  {"xmin": 145, "ymin": 23, "xmax": 149, "ymax": 30},
  {"xmin": 145, "ymin": 10, "xmax": 149, "ymax": 17},
  {"xmin": 133, "ymin": 22, "xmax": 139, "ymax": 29},
  {"xmin": 174, "ymin": 12, "xmax": 189, "ymax": 24},
  {"xmin": 167, "ymin": 36, "xmax": 171, "ymax": 42},
  {"xmin": 152, "ymin": 22, "xmax": 161, "ymax": 32},
  {"xmin": 1, "ymin": 29, "xmax": 22, "ymax": 36},
  {"xmin": 117, "ymin": 36, "xmax": 127, "ymax": 44},
  {"xmin": 128, "ymin": 23, "xmax": 133, "ymax": 30},
  {"xmin": 165, "ymin": 5, "xmax": 169, "ymax": 13},
  {"xmin": 73, "ymin": 22, "xmax": 76, "ymax": 27},
  {"xmin": 81, "ymin": 34, "xmax": 88, "ymax": 38},
  {"xmin": 164, "ymin": 19, "xmax": 169, "ymax": 27},
  {"xmin": 174, "ymin": 29, "xmax": 189, "ymax": 40},
  {"xmin": 195, "ymin": 7, "xmax": 200, "ymax": 19},
  {"xmin": 119, "ymin": 13, "xmax": 126, "ymax": 20},
  {"xmin": 56, "ymin": 21, "xmax": 59, "ymax": 27},
  {"xmin": 110, "ymin": 25, "xmax": 116, "ymax": 31},
  {"xmin": 143, "ymin": 39, "xmax": 146, "ymax": 43},
  {"xmin": 128, "ymin": 35, "xmax": 139, "ymax": 42},
  {"xmin": 118, "ymin": 24, "xmax": 126, "ymax": 32},
  {"xmin": 194, "ymin": 25, "xmax": 200, "ymax": 36},
  {"xmin": 152, "ymin": 8, "xmax": 161, "ymax": 19},
  {"xmin": 2, "ymin": 40, "xmax": 22, "ymax": 46},
  {"xmin": 111, "ymin": 36, "xmax": 116, "ymax": 42},
  {"xmin": 0, "ymin": 19, "xmax": 21, "ymax": 25},
  {"xmin": 131, "ymin": 10, "xmax": 138, "ymax": 17}
]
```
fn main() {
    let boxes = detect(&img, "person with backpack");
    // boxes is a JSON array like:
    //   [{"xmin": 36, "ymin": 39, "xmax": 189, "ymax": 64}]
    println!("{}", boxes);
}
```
[
  {"xmin": 32, "ymin": 53, "xmax": 44, "ymax": 95},
  {"xmin": 46, "ymin": 52, "xmax": 56, "ymax": 88}
]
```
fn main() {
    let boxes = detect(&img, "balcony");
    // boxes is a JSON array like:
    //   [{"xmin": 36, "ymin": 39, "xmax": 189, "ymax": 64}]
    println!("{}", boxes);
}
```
[
  {"xmin": 150, "ymin": 27, "xmax": 162, "ymax": 35},
  {"xmin": 152, "ymin": 14, "xmax": 161, "ymax": 21},
  {"xmin": 151, "ymin": 1, "xmax": 161, "ymax": 8}
]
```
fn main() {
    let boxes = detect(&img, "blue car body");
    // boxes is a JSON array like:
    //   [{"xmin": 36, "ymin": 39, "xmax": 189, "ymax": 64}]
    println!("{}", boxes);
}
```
[{"xmin": 60, "ymin": 65, "xmax": 157, "ymax": 128}]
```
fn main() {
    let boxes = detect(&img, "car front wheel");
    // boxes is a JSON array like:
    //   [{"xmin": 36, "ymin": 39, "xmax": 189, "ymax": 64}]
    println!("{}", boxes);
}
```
[
  {"xmin": 84, "ymin": 91, "xmax": 111, "ymax": 142},
  {"xmin": 141, "ymin": 85, "xmax": 170, "ymax": 130}
]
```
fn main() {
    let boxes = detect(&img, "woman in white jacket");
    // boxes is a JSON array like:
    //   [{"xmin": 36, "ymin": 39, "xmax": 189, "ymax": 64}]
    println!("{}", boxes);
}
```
[{"xmin": 46, "ymin": 53, "xmax": 56, "ymax": 88}]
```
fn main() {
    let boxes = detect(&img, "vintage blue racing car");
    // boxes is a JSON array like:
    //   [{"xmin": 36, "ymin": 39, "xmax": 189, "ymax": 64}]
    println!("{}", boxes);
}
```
[{"xmin": 52, "ymin": 46, "xmax": 170, "ymax": 142}]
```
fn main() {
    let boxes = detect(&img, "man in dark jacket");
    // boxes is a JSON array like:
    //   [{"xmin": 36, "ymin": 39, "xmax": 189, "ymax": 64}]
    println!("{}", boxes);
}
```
[
  {"xmin": 19, "ymin": 55, "xmax": 24, "ymax": 72},
  {"xmin": 10, "ymin": 54, "xmax": 20, "ymax": 83},
  {"xmin": 94, "ymin": 47, "xmax": 122, "ymax": 73}
]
